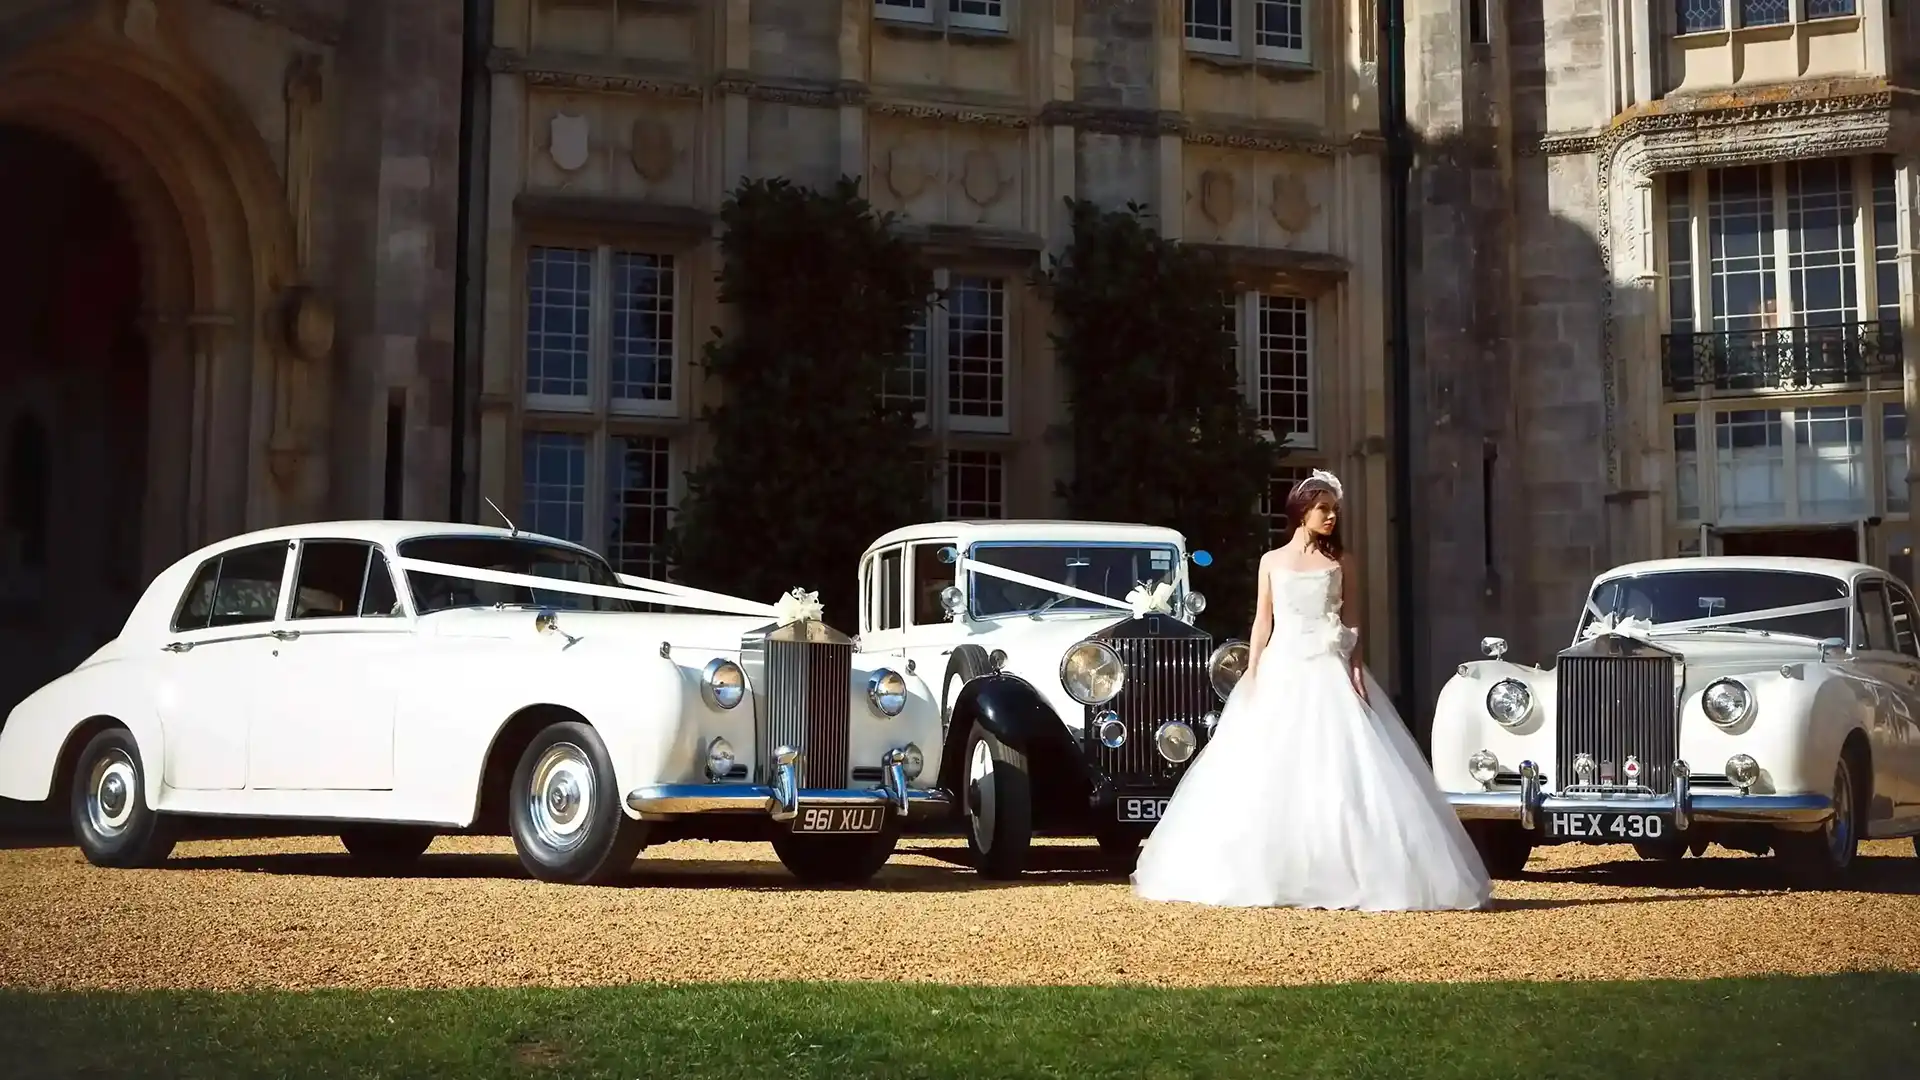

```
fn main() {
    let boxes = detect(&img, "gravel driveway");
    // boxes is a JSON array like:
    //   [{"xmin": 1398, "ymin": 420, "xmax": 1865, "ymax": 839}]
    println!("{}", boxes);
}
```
[{"xmin": 2, "ymin": 834, "xmax": 1915, "ymax": 990}]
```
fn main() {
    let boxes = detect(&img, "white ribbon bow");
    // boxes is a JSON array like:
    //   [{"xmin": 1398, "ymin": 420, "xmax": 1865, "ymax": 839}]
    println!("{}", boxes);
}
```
[
  {"xmin": 1125, "ymin": 580, "xmax": 1176, "ymax": 618},
  {"xmin": 1580, "ymin": 612, "xmax": 1656, "ymax": 642},
  {"xmin": 772, "ymin": 588, "xmax": 824, "ymax": 627}
]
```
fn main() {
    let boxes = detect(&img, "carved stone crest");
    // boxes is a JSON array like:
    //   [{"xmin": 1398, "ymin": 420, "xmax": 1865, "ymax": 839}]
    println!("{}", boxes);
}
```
[
  {"xmin": 883, "ymin": 145, "xmax": 928, "ymax": 201},
  {"xmin": 1270, "ymin": 172, "xmax": 1319, "ymax": 234},
  {"xmin": 549, "ymin": 113, "xmax": 591, "ymax": 173},
  {"xmin": 628, "ymin": 118, "xmax": 674, "ymax": 183},
  {"xmin": 1199, "ymin": 169, "xmax": 1236, "ymax": 227},
  {"xmin": 960, "ymin": 148, "xmax": 1011, "ymax": 207}
]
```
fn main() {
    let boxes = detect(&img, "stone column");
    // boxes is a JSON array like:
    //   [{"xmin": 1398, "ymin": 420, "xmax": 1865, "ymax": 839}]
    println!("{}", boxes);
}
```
[{"xmin": 1897, "ymin": 154, "xmax": 1918, "ymax": 521}]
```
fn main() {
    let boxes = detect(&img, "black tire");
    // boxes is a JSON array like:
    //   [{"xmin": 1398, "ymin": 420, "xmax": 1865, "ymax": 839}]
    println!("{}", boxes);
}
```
[
  {"xmin": 962, "ymin": 721, "xmax": 1033, "ymax": 879},
  {"xmin": 1464, "ymin": 821, "xmax": 1532, "ymax": 879},
  {"xmin": 771, "ymin": 818, "xmax": 905, "ymax": 884},
  {"xmin": 1093, "ymin": 823, "xmax": 1141, "ymax": 872},
  {"xmin": 68, "ymin": 727, "xmax": 177, "ymax": 869},
  {"xmin": 941, "ymin": 646, "xmax": 994, "ymax": 733},
  {"xmin": 1633, "ymin": 838, "xmax": 1688, "ymax": 861},
  {"xmin": 1773, "ymin": 750, "xmax": 1863, "ymax": 888},
  {"xmin": 339, "ymin": 825, "xmax": 436, "ymax": 867},
  {"xmin": 506, "ymin": 721, "xmax": 649, "ymax": 885}
]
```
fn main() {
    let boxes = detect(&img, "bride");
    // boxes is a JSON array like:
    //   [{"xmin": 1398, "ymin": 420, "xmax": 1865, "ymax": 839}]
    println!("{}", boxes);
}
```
[{"xmin": 1131, "ymin": 469, "xmax": 1493, "ymax": 911}]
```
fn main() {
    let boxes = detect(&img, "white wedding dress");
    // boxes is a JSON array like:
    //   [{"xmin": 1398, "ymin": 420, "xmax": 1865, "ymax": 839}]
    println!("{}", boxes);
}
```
[{"xmin": 1131, "ymin": 563, "xmax": 1494, "ymax": 911}]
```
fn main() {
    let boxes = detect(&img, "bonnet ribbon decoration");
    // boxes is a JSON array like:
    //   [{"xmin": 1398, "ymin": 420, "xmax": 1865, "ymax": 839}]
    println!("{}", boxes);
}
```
[
  {"xmin": 1579, "ymin": 612, "xmax": 1657, "ymax": 643},
  {"xmin": 772, "ymin": 588, "xmax": 824, "ymax": 627},
  {"xmin": 1124, "ymin": 580, "xmax": 1176, "ymax": 618}
]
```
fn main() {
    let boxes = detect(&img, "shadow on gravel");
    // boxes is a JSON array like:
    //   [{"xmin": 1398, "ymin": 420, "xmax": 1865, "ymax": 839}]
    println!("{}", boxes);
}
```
[{"xmin": 1521, "ymin": 852, "xmax": 1920, "ymax": 896}]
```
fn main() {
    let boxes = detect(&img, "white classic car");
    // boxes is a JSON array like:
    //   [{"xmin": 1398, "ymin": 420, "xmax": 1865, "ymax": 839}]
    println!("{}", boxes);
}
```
[
  {"xmin": 853, "ymin": 520, "xmax": 1247, "ymax": 877},
  {"xmin": 0, "ymin": 520, "xmax": 949, "ymax": 886},
  {"xmin": 1434, "ymin": 555, "xmax": 1920, "ymax": 884}
]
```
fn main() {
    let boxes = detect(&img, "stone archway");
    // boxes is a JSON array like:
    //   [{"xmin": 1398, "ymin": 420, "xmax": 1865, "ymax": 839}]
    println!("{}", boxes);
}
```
[{"xmin": 0, "ymin": 12, "xmax": 302, "ymax": 722}]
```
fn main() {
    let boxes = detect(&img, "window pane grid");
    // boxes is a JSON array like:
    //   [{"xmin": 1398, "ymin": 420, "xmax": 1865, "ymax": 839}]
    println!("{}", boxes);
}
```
[
  {"xmin": 1185, "ymin": 0, "xmax": 1234, "ymax": 43},
  {"xmin": 1674, "ymin": 413, "xmax": 1700, "ymax": 521},
  {"xmin": 1666, "ymin": 173, "xmax": 1694, "ymax": 334},
  {"xmin": 946, "ymin": 276, "xmax": 1008, "ymax": 426},
  {"xmin": 1675, "ymin": 0, "xmax": 1724, "ymax": 33},
  {"xmin": 1707, "ymin": 166, "xmax": 1778, "ymax": 330},
  {"xmin": 1785, "ymin": 160, "xmax": 1858, "ymax": 328},
  {"xmin": 1793, "ymin": 405, "xmax": 1868, "ymax": 519},
  {"xmin": 1262, "ymin": 465, "xmax": 1317, "ymax": 545},
  {"xmin": 610, "ymin": 252, "xmax": 675, "ymax": 406},
  {"xmin": 1804, "ymin": 0, "xmax": 1855, "ymax": 17},
  {"xmin": 525, "ymin": 247, "xmax": 592, "ymax": 399},
  {"xmin": 522, "ymin": 432, "xmax": 589, "ymax": 544},
  {"xmin": 1255, "ymin": 294, "xmax": 1312, "ymax": 445},
  {"xmin": 1872, "ymin": 156, "xmax": 1900, "ymax": 327},
  {"xmin": 1714, "ymin": 409, "xmax": 1786, "ymax": 523},
  {"xmin": 1738, "ymin": 0, "xmax": 1789, "ymax": 27},
  {"xmin": 1254, "ymin": 0, "xmax": 1304, "ymax": 54},
  {"xmin": 948, "ymin": 0, "xmax": 1003, "ymax": 26},
  {"xmin": 883, "ymin": 314, "xmax": 932, "ymax": 418},
  {"xmin": 946, "ymin": 450, "xmax": 1004, "ymax": 519},
  {"xmin": 1887, "ymin": 404, "xmax": 1909, "ymax": 513},
  {"xmin": 607, "ymin": 435, "xmax": 672, "ymax": 581}
]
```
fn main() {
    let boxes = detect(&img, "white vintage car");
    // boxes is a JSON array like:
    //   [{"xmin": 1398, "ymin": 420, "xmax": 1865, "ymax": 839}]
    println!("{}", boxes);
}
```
[
  {"xmin": 1435, "ymin": 555, "xmax": 1920, "ymax": 884},
  {"xmin": 854, "ymin": 520, "xmax": 1247, "ymax": 877},
  {"xmin": 0, "ymin": 520, "xmax": 949, "ymax": 886}
]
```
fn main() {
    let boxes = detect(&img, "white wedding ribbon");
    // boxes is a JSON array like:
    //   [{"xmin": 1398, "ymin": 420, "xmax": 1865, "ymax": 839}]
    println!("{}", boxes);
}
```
[
  {"xmin": 1580, "ymin": 596, "xmax": 1851, "ymax": 635},
  {"xmin": 1580, "ymin": 613, "xmax": 1656, "ymax": 642},
  {"xmin": 772, "ymin": 588, "xmax": 824, "ymax": 625},
  {"xmin": 1125, "ymin": 580, "xmax": 1176, "ymax": 618},
  {"xmin": 956, "ymin": 558, "xmax": 1155, "ymax": 617},
  {"xmin": 394, "ymin": 557, "xmax": 782, "ymax": 619}
]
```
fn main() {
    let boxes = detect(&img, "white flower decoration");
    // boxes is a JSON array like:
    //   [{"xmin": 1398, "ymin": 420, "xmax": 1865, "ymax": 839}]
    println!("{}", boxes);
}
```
[
  {"xmin": 1580, "ymin": 612, "xmax": 1656, "ymax": 642},
  {"xmin": 773, "ymin": 588, "xmax": 824, "ymax": 627},
  {"xmin": 1125, "ymin": 580, "xmax": 1176, "ymax": 619},
  {"xmin": 1309, "ymin": 468, "xmax": 1344, "ymax": 501}
]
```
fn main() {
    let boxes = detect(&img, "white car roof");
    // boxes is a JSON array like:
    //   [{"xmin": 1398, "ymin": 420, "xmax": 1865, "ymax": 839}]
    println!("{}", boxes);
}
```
[
  {"xmin": 863, "ymin": 520, "xmax": 1190, "ymax": 556},
  {"xmin": 174, "ymin": 520, "xmax": 598, "ymax": 565},
  {"xmin": 1593, "ymin": 555, "xmax": 1883, "ymax": 585}
]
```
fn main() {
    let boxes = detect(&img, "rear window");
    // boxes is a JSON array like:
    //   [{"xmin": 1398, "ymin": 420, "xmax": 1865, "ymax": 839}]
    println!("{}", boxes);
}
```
[{"xmin": 1582, "ymin": 570, "xmax": 1849, "ymax": 640}]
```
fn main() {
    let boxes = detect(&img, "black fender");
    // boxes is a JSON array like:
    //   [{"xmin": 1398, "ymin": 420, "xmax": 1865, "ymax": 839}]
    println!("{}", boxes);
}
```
[{"xmin": 937, "ymin": 672, "xmax": 1082, "ymax": 798}]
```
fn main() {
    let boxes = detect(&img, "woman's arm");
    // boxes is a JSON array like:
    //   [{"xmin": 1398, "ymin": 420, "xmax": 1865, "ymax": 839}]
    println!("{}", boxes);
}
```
[
  {"xmin": 1341, "ymin": 552, "xmax": 1366, "ymax": 700},
  {"xmin": 1245, "ymin": 552, "xmax": 1275, "ymax": 675}
]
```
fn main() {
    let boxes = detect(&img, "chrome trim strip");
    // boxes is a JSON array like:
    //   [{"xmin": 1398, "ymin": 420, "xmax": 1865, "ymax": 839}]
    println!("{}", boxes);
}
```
[
  {"xmin": 626, "ymin": 784, "xmax": 953, "ymax": 818},
  {"xmin": 1448, "ymin": 790, "xmax": 1832, "ymax": 826}
]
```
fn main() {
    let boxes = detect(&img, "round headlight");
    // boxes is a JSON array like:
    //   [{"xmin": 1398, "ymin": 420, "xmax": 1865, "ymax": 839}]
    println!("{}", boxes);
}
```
[
  {"xmin": 1702, "ymin": 679, "xmax": 1752, "ymax": 728},
  {"xmin": 1155, "ymin": 721, "xmax": 1197, "ymax": 763},
  {"xmin": 899, "ymin": 742, "xmax": 925, "ymax": 780},
  {"xmin": 1206, "ymin": 641, "xmax": 1250, "ymax": 700},
  {"xmin": 1185, "ymin": 590, "xmax": 1208, "ymax": 616},
  {"xmin": 1468, "ymin": 749, "xmax": 1501, "ymax": 785},
  {"xmin": 702, "ymin": 658, "xmax": 747, "ymax": 710},
  {"xmin": 1724, "ymin": 753, "xmax": 1760, "ymax": 789},
  {"xmin": 868, "ymin": 669, "xmax": 908, "ymax": 717},
  {"xmin": 1485, "ymin": 678, "xmax": 1532, "ymax": 728},
  {"xmin": 1061, "ymin": 641, "xmax": 1126, "ymax": 705},
  {"xmin": 706, "ymin": 736, "xmax": 736, "ymax": 780},
  {"xmin": 1095, "ymin": 710, "xmax": 1126, "ymax": 748}
]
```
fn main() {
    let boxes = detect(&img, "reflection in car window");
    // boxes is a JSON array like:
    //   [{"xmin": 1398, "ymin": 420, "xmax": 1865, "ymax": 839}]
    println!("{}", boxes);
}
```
[
  {"xmin": 201, "ymin": 542, "xmax": 287, "ymax": 629},
  {"xmin": 398, "ymin": 535, "xmax": 632, "ymax": 613},
  {"xmin": 172, "ymin": 557, "xmax": 222, "ymax": 632},
  {"xmin": 910, "ymin": 543, "xmax": 954, "ymax": 626},
  {"xmin": 1856, "ymin": 582, "xmax": 1895, "ymax": 652},
  {"xmin": 291, "ymin": 541, "xmax": 374, "ymax": 620},
  {"xmin": 1582, "ymin": 570, "xmax": 1848, "ymax": 640},
  {"xmin": 967, "ymin": 544, "xmax": 1179, "ymax": 618},
  {"xmin": 362, "ymin": 549, "xmax": 402, "ymax": 617},
  {"xmin": 1889, "ymin": 583, "xmax": 1920, "ymax": 658}
]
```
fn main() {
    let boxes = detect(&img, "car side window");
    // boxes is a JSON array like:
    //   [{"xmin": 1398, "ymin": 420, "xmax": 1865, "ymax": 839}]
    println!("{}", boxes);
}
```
[
  {"xmin": 362, "ymin": 549, "xmax": 402, "ymax": 617},
  {"xmin": 1855, "ymin": 582, "xmax": 1895, "ymax": 652},
  {"xmin": 875, "ymin": 548, "xmax": 903, "ymax": 631},
  {"xmin": 207, "ymin": 542, "xmax": 287, "ymax": 628},
  {"xmin": 1889, "ymin": 582, "xmax": 1920, "ymax": 659},
  {"xmin": 171, "ymin": 557, "xmax": 222, "ymax": 632},
  {"xmin": 909, "ymin": 542, "xmax": 955, "ymax": 626},
  {"xmin": 291, "ymin": 541, "xmax": 375, "ymax": 619}
]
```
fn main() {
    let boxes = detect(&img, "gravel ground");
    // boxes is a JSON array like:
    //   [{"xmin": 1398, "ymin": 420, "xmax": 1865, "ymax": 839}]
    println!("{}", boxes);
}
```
[{"xmin": 1, "ymin": 834, "xmax": 1916, "ymax": 991}]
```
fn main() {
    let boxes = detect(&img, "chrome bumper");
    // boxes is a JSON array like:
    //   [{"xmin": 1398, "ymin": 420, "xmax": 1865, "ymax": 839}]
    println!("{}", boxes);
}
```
[
  {"xmin": 626, "ymin": 751, "xmax": 950, "ymax": 821},
  {"xmin": 1448, "ymin": 760, "xmax": 1833, "ymax": 830}
]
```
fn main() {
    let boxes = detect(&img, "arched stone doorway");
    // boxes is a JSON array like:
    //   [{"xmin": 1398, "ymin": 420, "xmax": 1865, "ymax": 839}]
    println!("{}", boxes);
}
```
[{"xmin": 0, "ymin": 19, "xmax": 304, "ymax": 732}]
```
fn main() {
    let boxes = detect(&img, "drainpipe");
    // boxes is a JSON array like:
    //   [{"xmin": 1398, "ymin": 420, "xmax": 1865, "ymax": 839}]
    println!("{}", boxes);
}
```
[
  {"xmin": 450, "ymin": 0, "xmax": 493, "ymax": 521},
  {"xmin": 1380, "ymin": 0, "xmax": 1418, "ymax": 732}
]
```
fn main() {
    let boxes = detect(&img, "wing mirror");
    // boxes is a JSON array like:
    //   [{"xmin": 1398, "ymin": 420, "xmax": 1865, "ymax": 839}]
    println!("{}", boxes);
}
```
[
  {"xmin": 1817, "ymin": 636, "xmax": 1849, "ymax": 662},
  {"xmin": 1480, "ymin": 636, "xmax": 1509, "ymax": 660},
  {"xmin": 1190, "ymin": 549, "xmax": 1214, "ymax": 567},
  {"xmin": 937, "ymin": 545, "xmax": 959, "ymax": 565}
]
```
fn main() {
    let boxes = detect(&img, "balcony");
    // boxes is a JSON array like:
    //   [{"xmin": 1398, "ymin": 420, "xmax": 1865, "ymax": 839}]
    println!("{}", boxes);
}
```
[{"xmin": 1661, "ymin": 320, "xmax": 1904, "ymax": 396}]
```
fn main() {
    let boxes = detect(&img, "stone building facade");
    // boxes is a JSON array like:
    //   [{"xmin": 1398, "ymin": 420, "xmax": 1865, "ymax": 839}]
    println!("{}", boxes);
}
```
[
  {"xmin": 475, "ymin": 1, "xmax": 1396, "ymax": 665},
  {"xmin": 0, "ymin": 0, "xmax": 466, "ymax": 717},
  {"xmin": 1407, "ymin": 1, "xmax": 1920, "ymax": 707}
]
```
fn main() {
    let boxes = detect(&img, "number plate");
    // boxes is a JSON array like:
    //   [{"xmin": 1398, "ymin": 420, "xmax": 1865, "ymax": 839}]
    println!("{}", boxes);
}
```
[
  {"xmin": 1543, "ymin": 810, "xmax": 1669, "ymax": 842},
  {"xmin": 790, "ymin": 805, "xmax": 884, "ymax": 834},
  {"xmin": 1116, "ymin": 797, "xmax": 1170, "ymax": 823}
]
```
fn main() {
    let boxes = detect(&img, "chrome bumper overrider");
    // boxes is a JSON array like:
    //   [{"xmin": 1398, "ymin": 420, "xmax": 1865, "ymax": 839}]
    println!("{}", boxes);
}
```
[
  {"xmin": 626, "ymin": 753, "xmax": 950, "ymax": 821},
  {"xmin": 1448, "ymin": 760, "xmax": 1834, "ymax": 830}
]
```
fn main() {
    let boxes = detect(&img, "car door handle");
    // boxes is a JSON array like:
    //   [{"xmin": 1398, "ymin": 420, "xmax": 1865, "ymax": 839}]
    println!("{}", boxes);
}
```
[
  {"xmin": 271, "ymin": 629, "xmax": 301, "ymax": 641},
  {"xmin": 161, "ymin": 641, "xmax": 194, "ymax": 653}
]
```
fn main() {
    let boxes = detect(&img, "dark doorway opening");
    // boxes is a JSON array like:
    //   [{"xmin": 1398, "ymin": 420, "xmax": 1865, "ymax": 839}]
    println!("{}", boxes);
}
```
[{"xmin": 1717, "ymin": 527, "xmax": 1860, "ymax": 562}]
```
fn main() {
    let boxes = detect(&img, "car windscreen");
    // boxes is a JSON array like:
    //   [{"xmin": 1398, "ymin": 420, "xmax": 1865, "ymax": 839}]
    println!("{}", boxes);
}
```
[
  {"xmin": 398, "ymin": 536, "xmax": 634, "ymax": 613},
  {"xmin": 1581, "ymin": 569, "xmax": 1848, "ymax": 640},
  {"xmin": 967, "ymin": 544, "xmax": 1179, "ymax": 618}
]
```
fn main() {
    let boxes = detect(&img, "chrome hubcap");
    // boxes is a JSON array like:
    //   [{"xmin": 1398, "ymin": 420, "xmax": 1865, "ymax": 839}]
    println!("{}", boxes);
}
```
[
  {"xmin": 966, "ymin": 740, "xmax": 995, "ymax": 850},
  {"xmin": 86, "ymin": 750, "xmax": 138, "ymax": 836},
  {"xmin": 527, "ymin": 742, "xmax": 594, "ymax": 851},
  {"xmin": 1827, "ymin": 759, "xmax": 1854, "ymax": 864}
]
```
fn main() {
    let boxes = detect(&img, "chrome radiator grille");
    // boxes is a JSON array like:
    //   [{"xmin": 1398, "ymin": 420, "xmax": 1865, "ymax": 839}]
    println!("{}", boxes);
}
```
[
  {"xmin": 1555, "ymin": 653, "xmax": 1678, "ymax": 792},
  {"xmin": 1084, "ymin": 635, "xmax": 1216, "ymax": 785},
  {"xmin": 760, "ymin": 637, "xmax": 853, "ymax": 788}
]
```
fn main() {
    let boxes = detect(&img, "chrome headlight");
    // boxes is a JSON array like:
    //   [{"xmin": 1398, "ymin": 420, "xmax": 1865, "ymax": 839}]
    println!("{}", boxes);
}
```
[
  {"xmin": 1155, "ymin": 721, "xmax": 1197, "ymax": 763},
  {"xmin": 898, "ymin": 742, "xmax": 925, "ymax": 780},
  {"xmin": 1468, "ymin": 749, "xmax": 1500, "ymax": 786},
  {"xmin": 702, "ymin": 658, "xmax": 747, "ymax": 710},
  {"xmin": 1095, "ymin": 710, "xmax": 1126, "ymax": 748},
  {"xmin": 1701, "ymin": 678, "xmax": 1753, "ymax": 728},
  {"xmin": 705, "ymin": 736, "xmax": 736, "ymax": 780},
  {"xmin": 1185, "ymin": 590, "xmax": 1208, "ymax": 616},
  {"xmin": 1484, "ymin": 678, "xmax": 1532, "ymax": 728},
  {"xmin": 1061, "ymin": 641, "xmax": 1125, "ymax": 705},
  {"xmin": 867, "ymin": 669, "xmax": 908, "ymax": 717},
  {"xmin": 1206, "ymin": 640, "xmax": 1250, "ymax": 700}
]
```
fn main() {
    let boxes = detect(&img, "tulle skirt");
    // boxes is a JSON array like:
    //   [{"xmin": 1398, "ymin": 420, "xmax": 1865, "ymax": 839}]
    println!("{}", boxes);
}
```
[{"xmin": 1130, "ymin": 643, "xmax": 1493, "ymax": 912}]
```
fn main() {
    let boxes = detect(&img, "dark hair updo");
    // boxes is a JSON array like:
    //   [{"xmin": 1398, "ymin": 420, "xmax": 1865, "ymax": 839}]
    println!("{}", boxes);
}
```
[{"xmin": 1283, "ymin": 476, "xmax": 1344, "ymax": 560}]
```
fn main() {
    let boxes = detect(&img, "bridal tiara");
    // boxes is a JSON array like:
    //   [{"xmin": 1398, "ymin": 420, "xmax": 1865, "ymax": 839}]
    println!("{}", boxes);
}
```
[{"xmin": 1295, "ymin": 468, "xmax": 1344, "ymax": 502}]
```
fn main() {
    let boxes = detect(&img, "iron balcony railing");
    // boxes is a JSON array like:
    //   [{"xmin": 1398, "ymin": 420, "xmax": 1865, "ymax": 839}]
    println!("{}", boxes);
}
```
[{"xmin": 1661, "ymin": 320, "xmax": 1903, "ymax": 396}]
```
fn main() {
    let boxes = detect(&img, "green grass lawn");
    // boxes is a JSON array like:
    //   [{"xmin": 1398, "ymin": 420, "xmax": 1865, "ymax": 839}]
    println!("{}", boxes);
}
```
[{"xmin": 2, "ymin": 975, "xmax": 1914, "ymax": 1079}]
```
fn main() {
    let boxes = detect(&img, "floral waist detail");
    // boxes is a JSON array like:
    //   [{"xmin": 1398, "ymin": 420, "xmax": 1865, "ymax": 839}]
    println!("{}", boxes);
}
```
[{"xmin": 1265, "ymin": 611, "xmax": 1359, "ymax": 661}]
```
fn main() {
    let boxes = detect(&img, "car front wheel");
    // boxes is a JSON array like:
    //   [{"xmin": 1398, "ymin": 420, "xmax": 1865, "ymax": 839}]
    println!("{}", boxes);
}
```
[
  {"xmin": 69, "ymin": 727, "xmax": 177, "ymax": 869},
  {"xmin": 1463, "ymin": 820, "xmax": 1532, "ymax": 879},
  {"xmin": 963, "ymin": 722, "xmax": 1033, "ymax": 879},
  {"xmin": 507, "ymin": 721, "xmax": 648, "ymax": 886},
  {"xmin": 339, "ymin": 825, "xmax": 437, "ymax": 867},
  {"xmin": 1773, "ymin": 752, "xmax": 1862, "ymax": 888},
  {"xmin": 771, "ymin": 818, "xmax": 904, "ymax": 884}
]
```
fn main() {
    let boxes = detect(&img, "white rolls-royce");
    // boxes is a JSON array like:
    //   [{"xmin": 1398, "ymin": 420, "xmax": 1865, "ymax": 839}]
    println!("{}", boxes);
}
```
[
  {"xmin": 1434, "ymin": 556, "xmax": 1920, "ymax": 885},
  {"xmin": 0, "ymin": 521, "xmax": 949, "ymax": 886}
]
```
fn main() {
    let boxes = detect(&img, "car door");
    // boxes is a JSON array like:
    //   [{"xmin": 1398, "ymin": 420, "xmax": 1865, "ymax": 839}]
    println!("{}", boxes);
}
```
[
  {"xmin": 1877, "ymin": 579, "xmax": 1920, "ymax": 818},
  {"xmin": 155, "ymin": 541, "xmax": 289, "ymax": 790},
  {"xmin": 247, "ymin": 539, "xmax": 410, "ymax": 790},
  {"xmin": 900, "ymin": 539, "xmax": 974, "ymax": 709}
]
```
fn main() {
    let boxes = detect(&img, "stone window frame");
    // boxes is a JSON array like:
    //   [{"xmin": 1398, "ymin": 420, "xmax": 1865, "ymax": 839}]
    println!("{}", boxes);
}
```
[
  {"xmin": 1664, "ymin": 393, "xmax": 1906, "ymax": 532},
  {"xmin": 1182, "ymin": 0, "xmax": 1313, "ymax": 68},
  {"xmin": 1671, "ymin": 0, "xmax": 1857, "ymax": 37},
  {"xmin": 520, "ymin": 241, "xmax": 683, "ymax": 420},
  {"xmin": 1226, "ymin": 288, "xmax": 1319, "ymax": 450},
  {"xmin": 885, "ymin": 266, "xmax": 1019, "ymax": 437},
  {"xmin": 872, "ymin": 0, "xmax": 1012, "ymax": 36},
  {"xmin": 944, "ymin": 447, "xmax": 1007, "ymax": 519}
]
